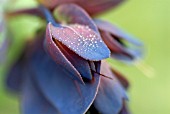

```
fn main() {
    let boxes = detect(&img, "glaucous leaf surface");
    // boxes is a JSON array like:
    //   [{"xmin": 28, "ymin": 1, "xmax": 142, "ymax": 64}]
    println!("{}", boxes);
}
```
[
  {"xmin": 94, "ymin": 61, "xmax": 127, "ymax": 114},
  {"xmin": 3, "ymin": 0, "xmax": 143, "ymax": 113},
  {"xmin": 28, "ymin": 43, "xmax": 101, "ymax": 114},
  {"xmin": 52, "ymin": 4, "xmax": 110, "ymax": 61},
  {"xmin": 22, "ymin": 76, "xmax": 60, "ymax": 114},
  {"xmin": 6, "ymin": 32, "xmax": 44, "ymax": 93},
  {"xmin": 53, "ymin": 38, "xmax": 93, "ymax": 80},
  {"xmin": 45, "ymin": 23, "xmax": 84, "ymax": 84}
]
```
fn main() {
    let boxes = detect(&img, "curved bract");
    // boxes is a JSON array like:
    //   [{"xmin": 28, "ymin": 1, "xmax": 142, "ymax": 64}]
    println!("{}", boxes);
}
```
[
  {"xmin": 94, "ymin": 61, "xmax": 127, "ymax": 114},
  {"xmin": 52, "ymin": 4, "xmax": 110, "ymax": 61},
  {"xmin": 94, "ymin": 19, "xmax": 142, "ymax": 46},
  {"xmin": 5, "ymin": 0, "xmax": 143, "ymax": 114},
  {"xmin": 22, "ymin": 76, "xmax": 60, "ymax": 114},
  {"xmin": 95, "ymin": 19, "xmax": 143, "ymax": 62},
  {"xmin": 45, "ymin": 23, "xmax": 84, "ymax": 84},
  {"xmin": 27, "ymin": 43, "xmax": 101, "ymax": 114}
]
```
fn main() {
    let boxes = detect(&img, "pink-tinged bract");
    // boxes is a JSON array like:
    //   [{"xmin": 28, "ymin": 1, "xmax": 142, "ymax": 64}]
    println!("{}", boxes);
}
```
[
  {"xmin": 4, "ymin": 0, "xmax": 144, "ymax": 114},
  {"xmin": 95, "ymin": 19, "xmax": 143, "ymax": 62},
  {"xmin": 51, "ymin": 4, "xmax": 110, "ymax": 61},
  {"xmin": 94, "ymin": 19, "xmax": 142, "ymax": 46},
  {"xmin": 45, "ymin": 23, "xmax": 84, "ymax": 84},
  {"xmin": 28, "ymin": 42, "xmax": 101, "ymax": 114},
  {"xmin": 53, "ymin": 38, "xmax": 93, "ymax": 80}
]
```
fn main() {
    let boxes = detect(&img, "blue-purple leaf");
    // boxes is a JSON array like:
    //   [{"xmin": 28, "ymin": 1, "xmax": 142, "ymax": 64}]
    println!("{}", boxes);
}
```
[
  {"xmin": 94, "ymin": 61, "xmax": 127, "ymax": 114},
  {"xmin": 28, "ymin": 45, "xmax": 101, "ymax": 114},
  {"xmin": 111, "ymin": 47, "xmax": 143, "ymax": 62},
  {"xmin": 6, "ymin": 60, "xmax": 23, "ymax": 92},
  {"xmin": 22, "ymin": 77, "xmax": 60, "ymax": 114},
  {"xmin": 52, "ymin": 4, "xmax": 110, "ymax": 61},
  {"xmin": 95, "ymin": 19, "xmax": 143, "ymax": 62},
  {"xmin": 94, "ymin": 19, "xmax": 143, "ymax": 46},
  {"xmin": 100, "ymin": 31, "xmax": 132, "ymax": 56},
  {"xmin": 100, "ymin": 31, "xmax": 138, "ymax": 61},
  {"xmin": 118, "ymin": 102, "xmax": 130, "ymax": 114},
  {"xmin": 45, "ymin": 23, "xmax": 84, "ymax": 84},
  {"xmin": 53, "ymin": 37, "xmax": 93, "ymax": 80}
]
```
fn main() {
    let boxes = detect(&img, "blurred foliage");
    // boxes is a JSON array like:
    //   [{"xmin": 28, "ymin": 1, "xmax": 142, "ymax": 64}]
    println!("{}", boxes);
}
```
[{"xmin": 0, "ymin": 0, "xmax": 170, "ymax": 114}]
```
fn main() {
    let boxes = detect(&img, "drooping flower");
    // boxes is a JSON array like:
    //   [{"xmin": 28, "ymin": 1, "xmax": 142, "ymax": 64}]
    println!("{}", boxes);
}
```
[{"xmin": 5, "ymin": 1, "xmax": 143, "ymax": 114}]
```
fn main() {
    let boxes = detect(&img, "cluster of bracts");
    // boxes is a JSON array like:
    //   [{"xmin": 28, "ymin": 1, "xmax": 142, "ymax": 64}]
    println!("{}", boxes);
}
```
[{"xmin": 0, "ymin": 0, "xmax": 143, "ymax": 114}]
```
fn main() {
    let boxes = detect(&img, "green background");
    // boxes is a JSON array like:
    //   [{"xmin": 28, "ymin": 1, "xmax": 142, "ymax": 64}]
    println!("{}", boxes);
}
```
[{"xmin": 0, "ymin": 0, "xmax": 170, "ymax": 114}]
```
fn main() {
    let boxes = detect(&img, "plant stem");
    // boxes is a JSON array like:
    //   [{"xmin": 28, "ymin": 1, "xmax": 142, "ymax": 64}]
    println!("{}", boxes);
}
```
[{"xmin": 39, "ymin": 5, "xmax": 60, "ymax": 27}]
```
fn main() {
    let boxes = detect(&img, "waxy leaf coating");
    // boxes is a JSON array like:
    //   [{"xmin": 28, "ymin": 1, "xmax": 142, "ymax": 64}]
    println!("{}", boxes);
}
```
[
  {"xmin": 53, "ymin": 38, "xmax": 93, "ymax": 80},
  {"xmin": 53, "ymin": 4, "xmax": 110, "ymax": 61},
  {"xmin": 28, "ymin": 45, "xmax": 101, "ymax": 114},
  {"xmin": 45, "ymin": 23, "xmax": 84, "ymax": 84},
  {"xmin": 50, "ymin": 24, "xmax": 110, "ymax": 61}
]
